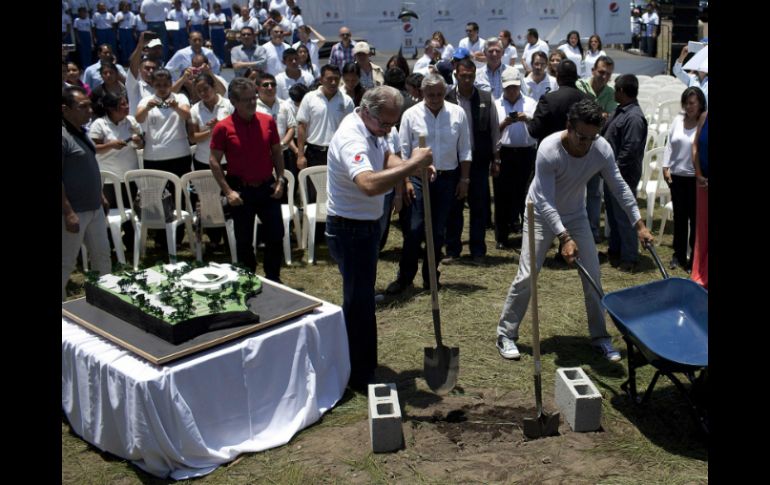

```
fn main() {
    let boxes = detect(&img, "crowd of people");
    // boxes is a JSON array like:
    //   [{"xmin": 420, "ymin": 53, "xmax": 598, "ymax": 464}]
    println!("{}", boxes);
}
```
[{"xmin": 63, "ymin": 5, "xmax": 708, "ymax": 392}]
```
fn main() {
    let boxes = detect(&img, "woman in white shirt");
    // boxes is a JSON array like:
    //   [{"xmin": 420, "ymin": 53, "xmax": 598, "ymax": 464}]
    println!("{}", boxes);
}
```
[
  {"xmin": 295, "ymin": 44, "xmax": 316, "ymax": 79},
  {"xmin": 558, "ymin": 30, "xmax": 585, "ymax": 77},
  {"xmin": 432, "ymin": 30, "xmax": 455, "ymax": 62},
  {"xmin": 115, "ymin": 2, "xmax": 137, "ymax": 65},
  {"xmin": 288, "ymin": 6, "xmax": 303, "ymax": 43},
  {"xmin": 90, "ymin": 92, "xmax": 144, "ymax": 179},
  {"xmin": 188, "ymin": 0, "xmax": 209, "ymax": 40},
  {"xmin": 662, "ymin": 86, "xmax": 707, "ymax": 270},
  {"xmin": 583, "ymin": 35, "xmax": 607, "ymax": 74},
  {"xmin": 208, "ymin": 3, "xmax": 227, "ymax": 64},
  {"xmin": 293, "ymin": 25, "xmax": 325, "ymax": 74},
  {"xmin": 498, "ymin": 30, "xmax": 518, "ymax": 67},
  {"xmin": 187, "ymin": 72, "xmax": 234, "ymax": 170},
  {"xmin": 135, "ymin": 69, "xmax": 193, "ymax": 177}
]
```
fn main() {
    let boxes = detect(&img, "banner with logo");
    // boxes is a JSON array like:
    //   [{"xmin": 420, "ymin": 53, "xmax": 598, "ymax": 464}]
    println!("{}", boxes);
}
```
[
  {"xmin": 301, "ymin": 0, "xmax": 630, "ymax": 54},
  {"xmin": 594, "ymin": 1, "xmax": 632, "ymax": 44}
]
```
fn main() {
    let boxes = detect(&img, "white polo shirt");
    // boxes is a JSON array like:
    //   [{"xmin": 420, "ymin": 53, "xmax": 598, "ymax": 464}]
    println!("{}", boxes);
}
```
[
  {"xmin": 93, "ymin": 11, "xmax": 115, "ymax": 29},
  {"xmin": 188, "ymin": 7, "xmax": 208, "ymax": 25},
  {"xmin": 140, "ymin": 0, "xmax": 172, "ymax": 22},
  {"xmin": 398, "ymin": 101, "xmax": 472, "ymax": 171},
  {"xmin": 521, "ymin": 73, "xmax": 559, "ymax": 101},
  {"xmin": 502, "ymin": 45, "xmax": 518, "ymax": 66},
  {"xmin": 256, "ymin": 97, "xmax": 296, "ymax": 150},
  {"xmin": 89, "ymin": 115, "xmax": 143, "ymax": 178},
  {"xmin": 275, "ymin": 70, "xmax": 314, "ymax": 101},
  {"xmin": 189, "ymin": 94, "xmax": 234, "ymax": 163},
  {"xmin": 496, "ymin": 94, "xmax": 538, "ymax": 148},
  {"xmin": 137, "ymin": 92, "xmax": 191, "ymax": 160},
  {"xmin": 458, "ymin": 36, "xmax": 487, "ymax": 69},
  {"xmin": 261, "ymin": 40, "xmax": 292, "ymax": 76},
  {"xmin": 126, "ymin": 69, "xmax": 155, "ymax": 115},
  {"xmin": 293, "ymin": 39, "xmax": 321, "ymax": 72},
  {"xmin": 296, "ymin": 88, "xmax": 355, "ymax": 147},
  {"xmin": 522, "ymin": 39, "xmax": 550, "ymax": 69},
  {"xmin": 208, "ymin": 12, "xmax": 226, "ymax": 28},
  {"xmin": 74, "ymin": 17, "xmax": 93, "ymax": 32},
  {"xmin": 115, "ymin": 11, "xmax": 137, "ymax": 29},
  {"xmin": 326, "ymin": 109, "xmax": 389, "ymax": 220}
]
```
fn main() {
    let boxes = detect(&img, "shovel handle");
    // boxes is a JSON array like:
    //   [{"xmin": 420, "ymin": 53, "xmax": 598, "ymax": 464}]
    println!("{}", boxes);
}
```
[
  {"xmin": 419, "ymin": 134, "xmax": 442, "ymax": 347},
  {"xmin": 527, "ymin": 202, "xmax": 541, "ymax": 370},
  {"xmin": 643, "ymin": 240, "xmax": 669, "ymax": 280}
]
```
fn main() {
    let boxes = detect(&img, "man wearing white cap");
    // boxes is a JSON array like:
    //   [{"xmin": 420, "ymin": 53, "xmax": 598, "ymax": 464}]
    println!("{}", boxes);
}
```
[
  {"xmin": 353, "ymin": 42, "xmax": 384, "ymax": 89},
  {"xmin": 673, "ymin": 45, "xmax": 708, "ymax": 107},
  {"xmin": 493, "ymin": 68, "xmax": 538, "ymax": 248}
]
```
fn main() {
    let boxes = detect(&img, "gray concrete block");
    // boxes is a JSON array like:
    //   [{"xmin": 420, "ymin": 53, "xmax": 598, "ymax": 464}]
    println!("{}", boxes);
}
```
[
  {"xmin": 367, "ymin": 383, "xmax": 404, "ymax": 453},
  {"xmin": 554, "ymin": 367, "xmax": 602, "ymax": 432}
]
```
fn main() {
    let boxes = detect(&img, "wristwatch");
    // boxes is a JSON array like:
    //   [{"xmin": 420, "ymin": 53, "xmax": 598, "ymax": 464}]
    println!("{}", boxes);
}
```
[{"xmin": 460, "ymin": 178, "xmax": 471, "ymax": 184}]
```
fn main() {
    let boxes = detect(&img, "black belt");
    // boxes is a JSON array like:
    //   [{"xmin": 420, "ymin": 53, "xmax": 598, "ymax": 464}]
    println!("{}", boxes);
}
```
[
  {"xmin": 306, "ymin": 143, "xmax": 328, "ymax": 152},
  {"xmin": 327, "ymin": 215, "xmax": 378, "ymax": 225},
  {"xmin": 435, "ymin": 168, "xmax": 459, "ymax": 175}
]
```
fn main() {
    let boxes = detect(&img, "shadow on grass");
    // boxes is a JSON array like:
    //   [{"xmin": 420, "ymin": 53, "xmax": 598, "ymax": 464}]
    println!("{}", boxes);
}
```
[
  {"xmin": 373, "ymin": 366, "xmax": 444, "ymax": 410},
  {"xmin": 516, "ymin": 335, "xmax": 628, "ymax": 379},
  {"xmin": 608, "ymin": 384, "xmax": 708, "ymax": 461}
]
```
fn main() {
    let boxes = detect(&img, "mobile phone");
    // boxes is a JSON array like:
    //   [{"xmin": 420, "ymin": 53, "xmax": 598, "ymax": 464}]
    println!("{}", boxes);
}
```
[{"xmin": 508, "ymin": 111, "xmax": 519, "ymax": 120}]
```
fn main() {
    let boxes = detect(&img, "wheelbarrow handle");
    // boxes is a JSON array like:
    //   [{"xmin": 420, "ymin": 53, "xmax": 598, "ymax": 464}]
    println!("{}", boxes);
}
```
[
  {"xmin": 642, "ymin": 241, "xmax": 669, "ymax": 280},
  {"xmin": 574, "ymin": 257, "xmax": 604, "ymax": 299}
]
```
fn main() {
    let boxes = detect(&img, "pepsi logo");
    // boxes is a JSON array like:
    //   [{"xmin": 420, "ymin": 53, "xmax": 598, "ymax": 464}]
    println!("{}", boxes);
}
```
[
  {"xmin": 609, "ymin": 2, "xmax": 619, "ymax": 13},
  {"xmin": 403, "ymin": 22, "xmax": 413, "ymax": 33}
]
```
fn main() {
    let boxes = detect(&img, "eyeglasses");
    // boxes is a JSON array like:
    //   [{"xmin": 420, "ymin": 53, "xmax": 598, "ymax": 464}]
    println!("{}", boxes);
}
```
[
  {"xmin": 260, "ymin": 81, "xmax": 277, "ymax": 88},
  {"xmin": 340, "ymin": 33, "xmax": 351, "ymax": 37},
  {"xmin": 366, "ymin": 108, "xmax": 396, "ymax": 130},
  {"xmin": 572, "ymin": 129, "xmax": 600, "ymax": 143}
]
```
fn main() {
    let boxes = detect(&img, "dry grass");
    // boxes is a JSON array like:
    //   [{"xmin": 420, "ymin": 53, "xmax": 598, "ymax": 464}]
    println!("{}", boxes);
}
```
[{"xmin": 62, "ymin": 203, "xmax": 708, "ymax": 484}]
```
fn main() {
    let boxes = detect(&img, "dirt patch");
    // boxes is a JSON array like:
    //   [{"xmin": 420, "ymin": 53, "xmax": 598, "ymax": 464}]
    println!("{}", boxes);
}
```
[{"xmin": 285, "ymin": 389, "xmax": 639, "ymax": 484}]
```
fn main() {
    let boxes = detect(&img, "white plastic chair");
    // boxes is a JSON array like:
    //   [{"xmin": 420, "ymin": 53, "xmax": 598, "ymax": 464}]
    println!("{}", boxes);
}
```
[
  {"xmin": 642, "ymin": 148, "xmax": 668, "ymax": 229},
  {"xmin": 124, "ymin": 169, "xmax": 195, "ymax": 269},
  {"xmin": 180, "ymin": 170, "xmax": 238, "ymax": 264},
  {"xmin": 654, "ymin": 100, "xmax": 682, "ymax": 135},
  {"xmin": 657, "ymin": 199, "xmax": 674, "ymax": 246},
  {"xmin": 100, "ymin": 170, "xmax": 133, "ymax": 265},
  {"xmin": 636, "ymin": 74, "xmax": 653, "ymax": 84},
  {"xmin": 253, "ymin": 171, "xmax": 303, "ymax": 265},
  {"xmin": 298, "ymin": 166, "xmax": 328, "ymax": 264}
]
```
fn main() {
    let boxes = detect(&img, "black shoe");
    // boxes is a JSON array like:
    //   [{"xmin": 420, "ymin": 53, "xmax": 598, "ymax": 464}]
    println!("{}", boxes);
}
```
[
  {"xmin": 471, "ymin": 255, "xmax": 485, "ymax": 265},
  {"xmin": 669, "ymin": 256, "xmax": 681, "ymax": 270},
  {"xmin": 385, "ymin": 279, "xmax": 412, "ymax": 295},
  {"xmin": 618, "ymin": 261, "xmax": 638, "ymax": 273}
]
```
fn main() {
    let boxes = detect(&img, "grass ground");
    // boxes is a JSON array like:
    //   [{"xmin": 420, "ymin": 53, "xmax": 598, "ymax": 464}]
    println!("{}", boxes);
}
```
[{"xmin": 62, "ymin": 202, "xmax": 708, "ymax": 484}]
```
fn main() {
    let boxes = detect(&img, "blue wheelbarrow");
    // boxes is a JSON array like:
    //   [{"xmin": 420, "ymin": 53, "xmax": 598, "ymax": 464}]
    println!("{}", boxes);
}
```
[{"xmin": 575, "ymin": 243, "xmax": 709, "ymax": 435}]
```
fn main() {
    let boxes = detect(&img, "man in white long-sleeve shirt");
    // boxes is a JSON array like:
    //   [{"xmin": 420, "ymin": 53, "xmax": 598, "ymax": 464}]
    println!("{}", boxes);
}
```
[{"xmin": 495, "ymin": 99, "xmax": 654, "ymax": 362}]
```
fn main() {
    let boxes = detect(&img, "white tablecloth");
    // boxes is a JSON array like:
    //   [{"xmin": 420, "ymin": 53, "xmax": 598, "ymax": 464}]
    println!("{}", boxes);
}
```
[{"xmin": 62, "ymin": 302, "xmax": 350, "ymax": 480}]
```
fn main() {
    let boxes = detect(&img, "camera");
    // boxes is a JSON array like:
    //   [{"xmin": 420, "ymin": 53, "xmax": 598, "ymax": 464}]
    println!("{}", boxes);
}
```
[{"xmin": 508, "ymin": 111, "xmax": 519, "ymax": 120}]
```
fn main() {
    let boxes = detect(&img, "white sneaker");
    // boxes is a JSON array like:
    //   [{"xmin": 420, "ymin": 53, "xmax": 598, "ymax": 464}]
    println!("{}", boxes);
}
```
[
  {"xmin": 497, "ymin": 335, "xmax": 520, "ymax": 360},
  {"xmin": 592, "ymin": 338, "xmax": 621, "ymax": 362}
]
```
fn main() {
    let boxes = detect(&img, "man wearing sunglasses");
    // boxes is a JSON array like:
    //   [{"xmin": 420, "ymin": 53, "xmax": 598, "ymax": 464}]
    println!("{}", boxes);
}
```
[
  {"xmin": 495, "ymin": 99, "xmax": 653, "ymax": 363},
  {"xmin": 458, "ymin": 22, "xmax": 487, "ymax": 68},
  {"xmin": 325, "ymin": 85, "xmax": 434, "ymax": 392},
  {"xmin": 329, "ymin": 26, "xmax": 354, "ymax": 71},
  {"xmin": 261, "ymin": 24, "xmax": 291, "ymax": 76},
  {"xmin": 230, "ymin": 26, "xmax": 267, "ymax": 77}
]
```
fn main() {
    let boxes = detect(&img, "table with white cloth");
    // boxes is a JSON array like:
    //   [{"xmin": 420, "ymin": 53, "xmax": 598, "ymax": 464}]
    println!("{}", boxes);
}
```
[{"xmin": 61, "ymin": 301, "xmax": 350, "ymax": 480}]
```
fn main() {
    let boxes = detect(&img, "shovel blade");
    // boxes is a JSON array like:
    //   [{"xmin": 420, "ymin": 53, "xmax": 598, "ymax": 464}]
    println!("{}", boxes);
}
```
[
  {"xmin": 522, "ymin": 412, "xmax": 561, "ymax": 439},
  {"xmin": 424, "ymin": 345, "xmax": 459, "ymax": 394}
]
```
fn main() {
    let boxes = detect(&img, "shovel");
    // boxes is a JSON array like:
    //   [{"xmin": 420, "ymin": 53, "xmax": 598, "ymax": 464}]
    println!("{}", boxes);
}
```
[
  {"xmin": 522, "ymin": 201, "xmax": 560, "ymax": 439},
  {"xmin": 419, "ymin": 134, "xmax": 459, "ymax": 394}
]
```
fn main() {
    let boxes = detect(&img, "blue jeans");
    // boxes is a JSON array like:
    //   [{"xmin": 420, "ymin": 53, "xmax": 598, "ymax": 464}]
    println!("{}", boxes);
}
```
[
  {"xmin": 397, "ymin": 169, "xmax": 459, "ymax": 285},
  {"xmin": 446, "ymin": 163, "xmax": 490, "ymax": 257},
  {"xmin": 326, "ymin": 217, "xmax": 381, "ymax": 388},
  {"xmin": 604, "ymin": 181, "xmax": 639, "ymax": 263},
  {"xmin": 585, "ymin": 173, "xmax": 603, "ymax": 241}
]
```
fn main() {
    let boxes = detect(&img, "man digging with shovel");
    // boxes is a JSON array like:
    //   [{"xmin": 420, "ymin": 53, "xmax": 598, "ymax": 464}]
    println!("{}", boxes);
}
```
[
  {"xmin": 325, "ymin": 86, "xmax": 433, "ymax": 392},
  {"xmin": 495, "ymin": 99, "xmax": 654, "ymax": 363}
]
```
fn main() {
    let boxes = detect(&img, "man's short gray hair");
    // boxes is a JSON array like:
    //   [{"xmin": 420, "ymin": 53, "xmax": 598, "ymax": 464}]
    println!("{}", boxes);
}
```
[
  {"xmin": 485, "ymin": 37, "xmax": 502, "ymax": 51},
  {"xmin": 420, "ymin": 73, "xmax": 446, "ymax": 91},
  {"xmin": 360, "ymin": 85, "xmax": 403, "ymax": 118}
]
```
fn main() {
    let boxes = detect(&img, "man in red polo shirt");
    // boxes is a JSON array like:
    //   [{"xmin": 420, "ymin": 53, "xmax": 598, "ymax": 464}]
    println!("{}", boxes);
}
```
[{"xmin": 209, "ymin": 77, "xmax": 286, "ymax": 281}]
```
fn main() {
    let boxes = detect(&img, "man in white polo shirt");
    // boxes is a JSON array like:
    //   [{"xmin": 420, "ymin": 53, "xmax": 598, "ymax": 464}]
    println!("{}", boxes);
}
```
[
  {"xmin": 326, "ymin": 85, "xmax": 433, "ymax": 392},
  {"xmin": 458, "ymin": 21, "xmax": 487, "ymax": 68},
  {"xmin": 296, "ymin": 64, "xmax": 354, "ymax": 200},
  {"xmin": 165, "ymin": 30, "xmax": 222, "ymax": 80},
  {"xmin": 521, "ymin": 28, "xmax": 550, "ymax": 74},
  {"xmin": 261, "ymin": 23, "xmax": 292, "ymax": 76}
]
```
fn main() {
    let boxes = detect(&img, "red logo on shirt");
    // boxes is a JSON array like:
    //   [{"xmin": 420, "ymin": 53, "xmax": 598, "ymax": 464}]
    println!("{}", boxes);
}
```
[{"xmin": 354, "ymin": 153, "xmax": 364, "ymax": 163}]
